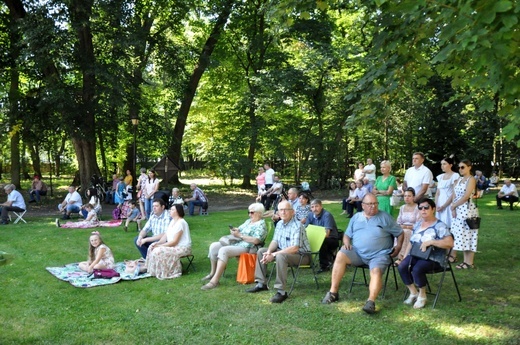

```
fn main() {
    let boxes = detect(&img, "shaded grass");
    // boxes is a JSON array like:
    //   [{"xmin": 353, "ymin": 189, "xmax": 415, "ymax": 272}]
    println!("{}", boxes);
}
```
[{"xmin": 0, "ymin": 193, "xmax": 519, "ymax": 344}]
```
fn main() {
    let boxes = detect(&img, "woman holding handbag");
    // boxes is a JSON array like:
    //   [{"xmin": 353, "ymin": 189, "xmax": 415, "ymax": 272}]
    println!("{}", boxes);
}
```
[
  {"xmin": 201, "ymin": 203, "xmax": 267, "ymax": 290},
  {"xmin": 450, "ymin": 159, "xmax": 479, "ymax": 269},
  {"xmin": 398, "ymin": 198, "xmax": 454, "ymax": 309}
]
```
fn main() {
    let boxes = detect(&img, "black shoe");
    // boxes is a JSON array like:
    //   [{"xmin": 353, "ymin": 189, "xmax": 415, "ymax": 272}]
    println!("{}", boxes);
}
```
[
  {"xmin": 317, "ymin": 267, "xmax": 330, "ymax": 274},
  {"xmin": 362, "ymin": 300, "xmax": 376, "ymax": 314},
  {"xmin": 28, "ymin": 200, "xmax": 36, "ymax": 203},
  {"xmin": 246, "ymin": 284, "xmax": 268, "ymax": 293},
  {"xmin": 0, "ymin": 220, "xmax": 8, "ymax": 225},
  {"xmin": 497, "ymin": 206, "xmax": 503, "ymax": 210},
  {"xmin": 270, "ymin": 292, "xmax": 288, "ymax": 303},
  {"xmin": 321, "ymin": 291, "xmax": 339, "ymax": 304},
  {"xmin": 347, "ymin": 214, "xmax": 353, "ymax": 218}
]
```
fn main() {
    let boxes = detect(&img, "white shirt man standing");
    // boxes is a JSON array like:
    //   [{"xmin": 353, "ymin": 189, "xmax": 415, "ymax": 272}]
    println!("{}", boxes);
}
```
[
  {"xmin": 402, "ymin": 152, "xmax": 433, "ymax": 202},
  {"xmin": 363, "ymin": 158, "xmax": 376, "ymax": 184},
  {"xmin": 264, "ymin": 163, "xmax": 275, "ymax": 189}
]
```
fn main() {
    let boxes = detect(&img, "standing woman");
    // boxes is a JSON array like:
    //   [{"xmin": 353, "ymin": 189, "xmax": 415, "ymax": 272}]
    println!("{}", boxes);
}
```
[
  {"xmin": 256, "ymin": 167, "xmax": 266, "ymax": 198},
  {"xmin": 143, "ymin": 170, "xmax": 160, "ymax": 219},
  {"xmin": 146, "ymin": 204, "xmax": 192, "ymax": 279},
  {"xmin": 435, "ymin": 157, "xmax": 459, "ymax": 261},
  {"xmin": 373, "ymin": 160, "xmax": 398, "ymax": 215},
  {"xmin": 136, "ymin": 168, "xmax": 148, "ymax": 219},
  {"xmin": 450, "ymin": 159, "xmax": 478, "ymax": 269}
]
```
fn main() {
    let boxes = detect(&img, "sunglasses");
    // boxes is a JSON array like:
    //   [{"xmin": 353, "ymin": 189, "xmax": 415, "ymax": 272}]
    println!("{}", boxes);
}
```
[
  {"xmin": 418, "ymin": 205, "xmax": 431, "ymax": 210},
  {"xmin": 248, "ymin": 211, "xmax": 255, "ymax": 214},
  {"xmin": 458, "ymin": 166, "xmax": 466, "ymax": 169}
]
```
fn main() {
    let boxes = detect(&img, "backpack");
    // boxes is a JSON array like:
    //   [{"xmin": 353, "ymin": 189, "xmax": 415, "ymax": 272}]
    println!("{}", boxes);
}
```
[
  {"xmin": 112, "ymin": 207, "xmax": 122, "ymax": 220},
  {"xmin": 91, "ymin": 269, "xmax": 120, "ymax": 279}
]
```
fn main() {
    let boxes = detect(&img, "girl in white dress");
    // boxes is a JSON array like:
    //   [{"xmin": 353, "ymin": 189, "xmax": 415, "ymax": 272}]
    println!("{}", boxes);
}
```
[{"xmin": 435, "ymin": 158, "xmax": 459, "ymax": 259}]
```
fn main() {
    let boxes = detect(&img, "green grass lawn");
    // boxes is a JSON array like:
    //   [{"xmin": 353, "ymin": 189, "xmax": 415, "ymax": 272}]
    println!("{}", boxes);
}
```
[{"xmin": 0, "ymin": 193, "xmax": 518, "ymax": 344}]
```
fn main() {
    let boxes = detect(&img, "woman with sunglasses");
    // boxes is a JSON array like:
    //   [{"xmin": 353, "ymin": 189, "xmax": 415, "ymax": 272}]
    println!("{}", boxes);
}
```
[
  {"xmin": 450, "ymin": 159, "xmax": 478, "ymax": 269},
  {"xmin": 201, "ymin": 203, "xmax": 267, "ymax": 290},
  {"xmin": 398, "ymin": 198, "xmax": 454, "ymax": 309},
  {"xmin": 435, "ymin": 157, "xmax": 460, "ymax": 262}
]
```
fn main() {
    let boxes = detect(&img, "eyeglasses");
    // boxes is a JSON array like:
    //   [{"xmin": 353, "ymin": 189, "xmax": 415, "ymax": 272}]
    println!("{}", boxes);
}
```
[
  {"xmin": 278, "ymin": 208, "xmax": 293, "ymax": 212},
  {"xmin": 458, "ymin": 166, "xmax": 465, "ymax": 169},
  {"xmin": 248, "ymin": 211, "xmax": 255, "ymax": 214},
  {"xmin": 362, "ymin": 202, "xmax": 379, "ymax": 207},
  {"xmin": 418, "ymin": 205, "xmax": 431, "ymax": 210}
]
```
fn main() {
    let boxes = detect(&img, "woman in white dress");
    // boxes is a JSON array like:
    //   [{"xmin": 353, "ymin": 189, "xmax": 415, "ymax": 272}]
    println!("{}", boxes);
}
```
[
  {"xmin": 450, "ymin": 159, "xmax": 478, "ymax": 269},
  {"xmin": 435, "ymin": 157, "xmax": 459, "ymax": 262}
]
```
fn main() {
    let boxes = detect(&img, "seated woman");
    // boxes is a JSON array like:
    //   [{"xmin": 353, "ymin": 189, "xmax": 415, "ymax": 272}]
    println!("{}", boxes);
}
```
[
  {"xmin": 488, "ymin": 172, "xmax": 499, "ymax": 188},
  {"xmin": 145, "ymin": 204, "xmax": 191, "ymax": 279},
  {"xmin": 81, "ymin": 188, "xmax": 102, "ymax": 219},
  {"xmin": 398, "ymin": 198, "xmax": 454, "ymax": 309},
  {"xmin": 346, "ymin": 180, "xmax": 366, "ymax": 218},
  {"xmin": 168, "ymin": 187, "xmax": 184, "ymax": 208},
  {"xmin": 395, "ymin": 187, "xmax": 420, "ymax": 264},
  {"xmin": 340, "ymin": 182, "xmax": 356, "ymax": 215},
  {"xmin": 295, "ymin": 193, "xmax": 311, "ymax": 224},
  {"xmin": 201, "ymin": 203, "xmax": 267, "ymax": 290}
]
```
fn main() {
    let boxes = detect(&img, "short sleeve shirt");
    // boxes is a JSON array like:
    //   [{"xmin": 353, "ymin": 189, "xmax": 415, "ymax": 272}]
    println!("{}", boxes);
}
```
[
  {"xmin": 273, "ymin": 217, "xmax": 310, "ymax": 252},
  {"xmin": 305, "ymin": 209, "xmax": 338, "ymax": 239}
]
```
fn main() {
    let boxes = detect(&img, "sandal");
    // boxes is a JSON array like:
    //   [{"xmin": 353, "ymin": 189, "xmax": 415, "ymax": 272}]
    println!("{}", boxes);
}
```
[
  {"xmin": 201, "ymin": 274, "xmax": 213, "ymax": 282},
  {"xmin": 448, "ymin": 255, "xmax": 457, "ymax": 263},
  {"xmin": 413, "ymin": 296, "xmax": 427, "ymax": 309},
  {"xmin": 404, "ymin": 293, "xmax": 418, "ymax": 305},
  {"xmin": 200, "ymin": 281, "xmax": 219, "ymax": 290},
  {"xmin": 456, "ymin": 262, "xmax": 474, "ymax": 269}
]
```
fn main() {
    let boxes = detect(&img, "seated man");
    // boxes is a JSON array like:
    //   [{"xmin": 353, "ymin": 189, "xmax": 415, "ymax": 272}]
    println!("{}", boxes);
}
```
[
  {"xmin": 346, "ymin": 180, "xmax": 367, "ymax": 218},
  {"xmin": 321, "ymin": 193, "xmax": 403, "ymax": 314},
  {"xmin": 58, "ymin": 185, "xmax": 83, "ymax": 219},
  {"xmin": 496, "ymin": 179, "xmax": 519, "ymax": 210},
  {"xmin": 0, "ymin": 184, "xmax": 26, "ymax": 225},
  {"xmin": 305, "ymin": 199, "xmax": 339, "ymax": 272},
  {"xmin": 261, "ymin": 175, "xmax": 283, "ymax": 211},
  {"xmin": 474, "ymin": 170, "xmax": 488, "ymax": 198},
  {"xmin": 184, "ymin": 183, "xmax": 208, "ymax": 216},
  {"xmin": 363, "ymin": 177, "xmax": 373, "ymax": 193},
  {"xmin": 28, "ymin": 175, "xmax": 47, "ymax": 203},
  {"xmin": 488, "ymin": 172, "xmax": 499, "ymax": 188},
  {"xmin": 246, "ymin": 200, "xmax": 310, "ymax": 303},
  {"xmin": 134, "ymin": 198, "xmax": 171, "ymax": 258}
]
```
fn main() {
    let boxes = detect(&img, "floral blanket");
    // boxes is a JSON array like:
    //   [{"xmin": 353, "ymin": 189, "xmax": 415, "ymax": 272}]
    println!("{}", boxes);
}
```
[
  {"xmin": 60, "ymin": 219, "xmax": 123, "ymax": 229},
  {"xmin": 46, "ymin": 262, "xmax": 151, "ymax": 288}
]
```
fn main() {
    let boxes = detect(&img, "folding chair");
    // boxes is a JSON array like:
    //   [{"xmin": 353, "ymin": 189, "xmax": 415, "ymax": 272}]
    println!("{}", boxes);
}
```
[
  {"xmin": 404, "ymin": 249, "xmax": 462, "ymax": 309},
  {"xmin": 181, "ymin": 254, "xmax": 195, "ymax": 273},
  {"xmin": 9, "ymin": 210, "xmax": 27, "ymax": 224},
  {"xmin": 268, "ymin": 224, "xmax": 326, "ymax": 295},
  {"xmin": 348, "ymin": 256, "xmax": 398, "ymax": 298}
]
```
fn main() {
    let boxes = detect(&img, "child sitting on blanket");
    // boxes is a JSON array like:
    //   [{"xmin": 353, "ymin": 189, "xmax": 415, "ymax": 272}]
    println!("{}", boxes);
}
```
[
  {"xmin": 123, "ymin": 201, "xmax": 142, "ymax": 232},
  {"xmin": 79, "ymin": 231, "xmax": 115, "ymax": 273},
  {"xmin": 56, "ymin": 204, "xmax": 99, "ymax": 228}
]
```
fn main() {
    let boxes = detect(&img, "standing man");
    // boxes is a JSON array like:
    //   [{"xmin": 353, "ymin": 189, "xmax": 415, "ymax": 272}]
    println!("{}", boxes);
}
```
[
  {"xmin": 403, "ymin": 152, "xmax": 433, "ymax": 202},
  {"xmin": 321, "ymin": 193, "xmax": 403, "ymax": 314},
  {"xmin": 58, "ymin": 185, "xmax": 82, "ymax": 219},
  {"xmin": 184, "ymin": 183, "xmax": 208, "ymax": 216},
  {"xmin": 364, "ymin": 158, "xmax": 376, "ymax": 184},
  {"xmin": 246, "ymin": 200, "xmax": 310, "ymax": 303},
  {"xmin": 0, "ymin": 184, "xmax": 26, "ymax": 225},
  {"xmin": 264, "ymin": 163, "xmax": 275, "ymax": 190},
  {"xmin": 305, "ymin": 199, "xmax": 339, "ymax": 272},
  {"xmin": 496, "ymin": 179, "xmax": 518, "ymax": 210},
  {"xmin": 135, "ymin": 198, "xmax": 171, "ymax": 258}
]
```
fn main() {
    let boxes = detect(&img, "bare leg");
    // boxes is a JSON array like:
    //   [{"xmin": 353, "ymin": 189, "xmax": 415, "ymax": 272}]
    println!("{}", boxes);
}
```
[
  {"xmin": 368, "ymin": 268, "xmax": 383, "ymax": 301},
  {"xmin": 406, "ymin": 284, "xmax": 419, "ymax": 296},
  {"xmin": 78, "ymin": 261, "xmax": 90, "ymax": 272},
  {"xmin": 139, "ymin": 200, "xmax": 146, "ymax": 220},
  {"xmin": 464, "ymin": 251, "xmax": 475, "ymax": 265},
  {"xmin": 209, "ymin": 259, "xmax": 227, "ymax": 285},
  {"xmin": 329, "ymin": 251, "xmax": 351, "ymax": 293}
]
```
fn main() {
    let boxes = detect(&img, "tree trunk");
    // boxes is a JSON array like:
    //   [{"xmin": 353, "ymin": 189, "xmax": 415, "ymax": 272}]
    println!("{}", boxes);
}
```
[
  {"xmin": 8, "ymin": 14, "xmax": 21, "ymax": 188},
  {"xmin": 168, "ymin": 0, "xmax": 235, "ymax": 183}
]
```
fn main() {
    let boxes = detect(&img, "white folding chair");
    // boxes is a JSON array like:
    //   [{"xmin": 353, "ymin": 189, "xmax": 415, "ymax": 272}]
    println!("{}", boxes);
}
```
[{"xmin": 9, "ymin": 210, "xmax": 27, "ymax": 224}]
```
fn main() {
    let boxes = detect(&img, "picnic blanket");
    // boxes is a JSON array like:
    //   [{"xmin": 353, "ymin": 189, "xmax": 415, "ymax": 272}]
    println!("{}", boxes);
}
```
[
  {"xmin": 60, "ymin": 219, "xmax": 123, "ymax": 229},
  {"xmin": 46, "ymin": 262, "xmax": 151, "ymax": 288}
]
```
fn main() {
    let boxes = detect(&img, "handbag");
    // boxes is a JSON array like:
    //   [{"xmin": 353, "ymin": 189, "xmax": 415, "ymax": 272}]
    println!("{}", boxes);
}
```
[
  {"xmin": 91, "ymin": 269, "xmax": 120, "ymax": 279},
  {"xmin": 236, "ymin": 253, "xmax": 257, "ymax": 284},
  {"xmin": 465, "ymin": 199, "xmax": 481, "ymax": 229},
  {"xmin": 410, "ymin": 242, "xmax": 433, "ymax": 260},
  {"xmin": 219, "ymin": 234, "xmax": 242, "ymax": 246}
]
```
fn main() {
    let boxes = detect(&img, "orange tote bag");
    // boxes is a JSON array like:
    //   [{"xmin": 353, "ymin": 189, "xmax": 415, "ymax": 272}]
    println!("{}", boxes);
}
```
[{"xmin": 236, "ymin": 253, "xmax": 257, "ymax": 284}]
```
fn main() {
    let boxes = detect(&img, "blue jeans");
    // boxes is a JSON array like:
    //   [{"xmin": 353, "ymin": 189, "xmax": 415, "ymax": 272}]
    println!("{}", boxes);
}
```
[
  {"xmin": 398, "ymin": 255, "xmax": 441, "ymax": 288},
  {"xmin": 134, "ymin": 235, "xmax": 157, "ymax": 259},
  {"xmin": 188, "ymin": 200, "xmax": 204, "ymax": 215},
  {"xmin": 29, "ymin": 190, "xmax": 47, "ymax": 202},
  {"xmin": 58, "ymin": 204, "xmax": 81, "ymax": 215},
  {"xmin": 144, "ymin": 198, "xmax": 154, "ymax": 219}
]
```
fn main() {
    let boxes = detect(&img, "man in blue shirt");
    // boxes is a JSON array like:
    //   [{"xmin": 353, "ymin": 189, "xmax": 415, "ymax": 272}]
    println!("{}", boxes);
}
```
[
  {"xmin": 135, "ymin": 198, "xmax": 171, "ymax": 258},
  {"xmin": 322, "ymin": 193, "xmax": 403, "ymax": 314},
  {"xmin": 305, "ymin": 199, "xmax": 339, "ymax": 272}
]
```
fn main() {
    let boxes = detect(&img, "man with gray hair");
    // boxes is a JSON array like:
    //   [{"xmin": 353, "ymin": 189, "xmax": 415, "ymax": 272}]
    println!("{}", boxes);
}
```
[
  {"xmin": 0, "ymin": 184, "xmax": 26, "ymax": 225},
  {"xmin": 305, "ymin": 199, "xmax": 339, "ymax": 272}
]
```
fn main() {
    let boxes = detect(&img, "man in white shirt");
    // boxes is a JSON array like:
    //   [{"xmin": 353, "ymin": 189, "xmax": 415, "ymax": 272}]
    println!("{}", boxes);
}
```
[
  {"xmin": 496, "ymin": 179, "xmax": 519, "ymax": 210},
  {"xmin": 264, "ymin": 163, "xmax": 275, "ymax": 190},
  {"xmin": 363, "ymin": 158, "xmax": 376, "ymax": 184},
  {"xmin": 58, "ymin": 185, "xmax": 83, "ymax": 219},
  {"xmin": 402, "ymin": 152, "xmax": 433, "ymax": 203},
  {"xmin": 0, "ymin": 184, "xmax": 26, "ymax": 225}
]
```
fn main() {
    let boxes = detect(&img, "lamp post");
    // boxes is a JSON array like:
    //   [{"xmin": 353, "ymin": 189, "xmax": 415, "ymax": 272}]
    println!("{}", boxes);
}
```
[{"xmin": 131, "ymin": 115, "xmax": 139, "ymax": 199}]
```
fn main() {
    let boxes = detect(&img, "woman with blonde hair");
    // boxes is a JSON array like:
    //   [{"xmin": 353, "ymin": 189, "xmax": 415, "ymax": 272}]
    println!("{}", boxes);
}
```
[{"xmin": 373, "ymin": 160, "xmax": 398, "ymax": 215}]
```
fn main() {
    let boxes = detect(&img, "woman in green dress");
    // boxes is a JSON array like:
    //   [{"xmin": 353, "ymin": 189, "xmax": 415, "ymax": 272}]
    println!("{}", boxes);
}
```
[{"xmin": 373, "ymin": 160, "xmax": 398, "ymax": 215}]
